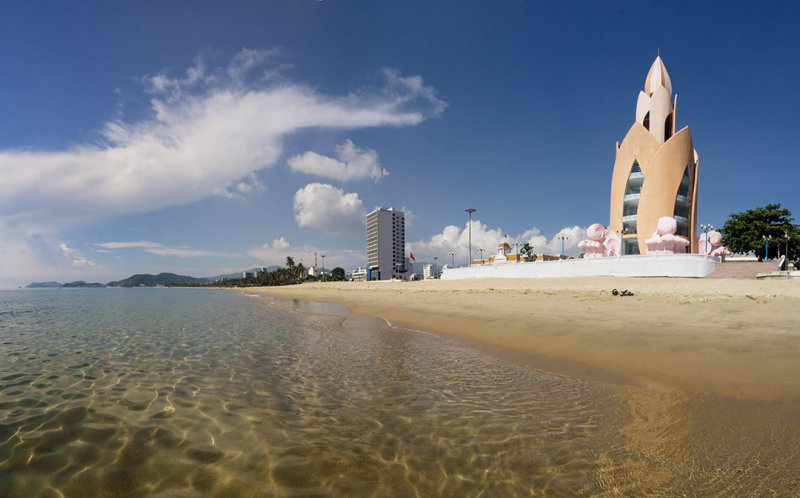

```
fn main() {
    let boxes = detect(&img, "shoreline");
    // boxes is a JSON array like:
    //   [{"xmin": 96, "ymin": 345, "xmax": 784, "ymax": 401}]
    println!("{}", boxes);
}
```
[{"xmin": 246, "ymin": 277, "xmax": 800, "ymax": 401}]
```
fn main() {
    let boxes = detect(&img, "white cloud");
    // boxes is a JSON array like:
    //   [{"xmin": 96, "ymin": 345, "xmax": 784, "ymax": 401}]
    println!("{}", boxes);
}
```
[
  {"xmin": 95, "ymin": 240, "xmax": 227, "ymax": 258},
  {"xmin": 59, "ymin": 242, "xmax": 98, "ymax": 268},
  {"xmin": 0, "ymin": 48, "xmax": 444, "ymax": 285},
  {"xmin": 288, "ymin": 139, "xmax": 387, "ymax": 182},
  {"xmin": 400, "ymin": 206, "xmax": 416, "ymax": 227},
  {"xmin": 293, "ymin": 183, "xmax": 366, "ymax": 236},
  {"xmin": 0, "ymin": 49, "xmax": 443, "ymax": 226},
  {"xmin": 0, "ymin": 233, "xmax": 102, "ymax": 287},
  {"xmin": 247, "ymin": 237, "xmax": 363, "ymax": 270},
  {"xmin": 407, "ymin": 220, "xmax": 587, "ymax": 264}
]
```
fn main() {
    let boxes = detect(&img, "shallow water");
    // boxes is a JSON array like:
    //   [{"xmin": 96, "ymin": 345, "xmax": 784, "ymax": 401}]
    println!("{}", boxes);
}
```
[{"xmin": 1, "ymin": 289, "xmax": 799, "ymax": 496}]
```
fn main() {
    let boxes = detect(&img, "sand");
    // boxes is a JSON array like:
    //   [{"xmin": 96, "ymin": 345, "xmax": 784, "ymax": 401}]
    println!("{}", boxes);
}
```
[{"xmin": 247, "ymin": 277, "xmax": 800, "ymax": 401}]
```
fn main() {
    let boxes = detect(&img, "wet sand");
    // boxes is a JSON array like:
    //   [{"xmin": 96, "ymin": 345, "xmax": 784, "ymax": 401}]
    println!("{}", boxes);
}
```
[{"xmin": 249, "ymin": 277, "xmax": 800, "ymax": 401}]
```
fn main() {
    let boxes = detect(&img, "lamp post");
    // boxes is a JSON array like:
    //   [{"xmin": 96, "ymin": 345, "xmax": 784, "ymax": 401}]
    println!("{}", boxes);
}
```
[
  {"xmin": 448, "ymin": 251, "xmax": 456, "ymax": 268},
  {"xmin": 433, "ymin": 256, "xmax": 438, "ymax": 278},
  {"xmin": 701, "ymin": 224, "xmax": 713, "ymax": 256},
  {"xmin": 478, "ymin": 248, "xmax": 485, "ymax": 265},
  {"xmin": 786, "ymin": 228, "xmax": 791, "ymax": 262},
  {"xmin": 465, "ymin": 208, "xmax": 476, "ymax": 266},
  {"xmin": 321, "ymin": 254, "xmax": 325, "ymax": 281},
  {"xmin": 763, "ymin": 235, "xmax": 772, "ymax": 261},
  {"xmin": 556, "ymin": 234, "xmax": 568, "ymax": 260}
]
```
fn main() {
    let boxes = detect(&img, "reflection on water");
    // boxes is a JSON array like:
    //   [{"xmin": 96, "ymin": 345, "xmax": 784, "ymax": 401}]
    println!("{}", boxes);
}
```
[{"xmin": 1, "ymin": 289, "xmax": 799, "ymax": 496}]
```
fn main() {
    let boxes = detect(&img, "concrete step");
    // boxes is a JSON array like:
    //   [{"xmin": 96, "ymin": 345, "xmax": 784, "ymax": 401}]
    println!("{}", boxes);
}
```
[{"xmin": 705, "ymin": 260, "xmax": 783, "ymax": 279}]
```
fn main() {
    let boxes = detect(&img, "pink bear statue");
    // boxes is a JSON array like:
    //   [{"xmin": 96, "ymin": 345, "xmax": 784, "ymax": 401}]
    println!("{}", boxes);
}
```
[
  {"xmin": 697, "ymin": 230, "xmax": 730, "ymax": 260},
  {"xmin": 578, "ymin": 224, "xmax": 620, "ymax": 258},
  {"xmin": 644, "ymin": 217, "xmax": 690, "ymax": 254}
]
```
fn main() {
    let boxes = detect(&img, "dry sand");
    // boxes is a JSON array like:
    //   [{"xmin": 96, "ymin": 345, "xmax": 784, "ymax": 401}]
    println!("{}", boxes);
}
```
[{"xmin": 248, "ymin": 277, "xmax": 800, "ymax": 401}]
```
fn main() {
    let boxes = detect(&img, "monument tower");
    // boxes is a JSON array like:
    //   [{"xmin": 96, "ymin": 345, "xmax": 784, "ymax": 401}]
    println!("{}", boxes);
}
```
[{"xmin": 609, "ymin": 56, "xmax": 699, "ymax": 254}]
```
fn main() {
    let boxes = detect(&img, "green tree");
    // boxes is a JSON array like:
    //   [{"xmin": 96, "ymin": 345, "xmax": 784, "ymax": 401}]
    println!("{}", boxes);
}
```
[
  {"xmin": 285, "ymin": 256, "xmax": 295, "ymax": 269},
  {"xmin": 331, "ymin": 267, "xmax": 345, "ymax": 281},
  {"xmin": 720, "ymin": 204, "xmax": 800, "ymax": 261},
  {"xmin": 520, "ymin": 243, "xmax": 537, "ymax": 262}
]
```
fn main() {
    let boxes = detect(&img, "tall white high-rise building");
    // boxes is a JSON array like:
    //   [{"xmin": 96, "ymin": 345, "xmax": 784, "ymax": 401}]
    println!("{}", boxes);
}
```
[{"xmin": 366, "ymin": 207, "xmax": 405, "ymax": 280}]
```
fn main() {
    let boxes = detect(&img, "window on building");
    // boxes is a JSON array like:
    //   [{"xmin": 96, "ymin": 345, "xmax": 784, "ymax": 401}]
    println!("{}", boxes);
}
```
[
  {"xmin": 623, "ymin": 238, "xmax": 640, "ymax": 255},
  {"xmin": 673, "ymin": 165, "xmax": 691, "ymax": 237},
  {"xmin": 622, "ymin": 160, "xmax": 642, "ymax": 234},
  {"xmin": 664, "ymin": 114, "xmax": 673, "ymax": 142},
  {"xmin": 643, "ymin": 111, "xmax": 650, "ymax": 131}
]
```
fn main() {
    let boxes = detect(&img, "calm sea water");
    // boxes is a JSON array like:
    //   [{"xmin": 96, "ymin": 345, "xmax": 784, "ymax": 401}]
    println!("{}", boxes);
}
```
[{"xmin": 2, "ymin": 288, "xmax": 799, "ymax": 497}]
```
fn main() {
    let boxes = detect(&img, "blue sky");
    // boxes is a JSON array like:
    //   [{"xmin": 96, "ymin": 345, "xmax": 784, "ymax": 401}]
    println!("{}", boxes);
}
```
[{"xmin": 1, "ymin": 1, "xmax": 798, "ymax": 286}]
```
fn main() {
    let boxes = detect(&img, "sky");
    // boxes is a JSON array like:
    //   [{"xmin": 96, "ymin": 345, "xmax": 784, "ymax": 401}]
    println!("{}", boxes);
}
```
[{"xmin": 1, "ymin": 1, "xmax": 799, "ymax": 287}]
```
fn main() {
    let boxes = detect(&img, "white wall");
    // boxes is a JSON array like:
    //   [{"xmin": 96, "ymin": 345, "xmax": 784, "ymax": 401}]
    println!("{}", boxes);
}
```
[{"xmin": 441, "ymin": 254, "xmax": 720, "ymax": 279}]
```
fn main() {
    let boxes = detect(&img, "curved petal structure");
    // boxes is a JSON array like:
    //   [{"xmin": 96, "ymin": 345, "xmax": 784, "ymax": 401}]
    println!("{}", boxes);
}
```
[{"xmin": 609, "ymin": 57, "xmax": 699, "ymax": 255}]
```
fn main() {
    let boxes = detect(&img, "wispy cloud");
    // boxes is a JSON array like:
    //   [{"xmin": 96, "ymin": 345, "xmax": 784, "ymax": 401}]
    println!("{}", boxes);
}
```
[
  {"xmin": 0, "ymin": 48, "xmax": 444, "ymax": 285},
  {"xmin": 95, "ymin": 241, "xmax": 228, "ymax": 258},
  {"xmin": 0, "ymin": 49, "xmax": 443, "ymax": 227}
]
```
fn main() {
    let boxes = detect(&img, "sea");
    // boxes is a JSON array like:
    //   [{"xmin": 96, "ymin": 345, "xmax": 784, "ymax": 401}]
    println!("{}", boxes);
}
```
[{"xmin": 1, "ymin": 288, "xmax": 799, "ymax": 497}]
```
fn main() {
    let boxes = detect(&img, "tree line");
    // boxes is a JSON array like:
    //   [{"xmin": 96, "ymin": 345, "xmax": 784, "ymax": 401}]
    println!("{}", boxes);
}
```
[{"xmin": 214, "ymin": 257, "xmax": 346, "ymax": 287}]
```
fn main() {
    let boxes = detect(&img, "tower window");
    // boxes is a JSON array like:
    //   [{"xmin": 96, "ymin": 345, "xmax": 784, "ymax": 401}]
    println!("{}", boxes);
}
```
[
  {"xmin": 643, "ymin": 111, "xmax": 650, "ymax": 131},
  {"xmin": 664, "ymin": 114, "xmax": 673, "ymax": 142},
  {"xmin": 673, "ymin": 165, "xmax": 691, "ymax": 237},
  {"xmin": 622, "ymin": 160, "xmax": 642, "ymax": 235}
]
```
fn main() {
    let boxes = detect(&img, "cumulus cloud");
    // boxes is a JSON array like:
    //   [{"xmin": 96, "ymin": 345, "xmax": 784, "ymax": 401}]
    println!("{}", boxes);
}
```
[
  {"xmin": 0, "ymin": 48, "xmax": 444, "ymax": 285},
  {"xmin": 288, "ymin": 139, "xmax": 387, "ymax": 182},
  {"xmin": 95, "ymin": 241, "xmax": 227, "ymax": 258},
  {"xmin": 0, "ymin": 48, "xmax": 445, "ymax": 228},
  {"xmin": 406, "ymin": 220, "xmax": 586, "ymax": 264},
  {"xmin": 247, "ymin": 237, "xmax": 363, "ymax": 270},
  {"xmin": 293, "ymin": 183, "xmax": 366, "ymax": 236}
]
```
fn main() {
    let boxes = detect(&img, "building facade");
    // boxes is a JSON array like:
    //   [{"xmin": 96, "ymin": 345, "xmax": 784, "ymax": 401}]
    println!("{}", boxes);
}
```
[
  {"xmin": 366, "ymin": 207, "xmax": 406, "ymax": 280},
  {"xmin": 609, "ymin": 56, "xmax": 699, "ymax": 254}
]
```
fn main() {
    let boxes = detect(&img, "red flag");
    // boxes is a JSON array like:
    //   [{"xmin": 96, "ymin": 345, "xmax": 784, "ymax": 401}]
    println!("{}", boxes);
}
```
[{"xmin": 410, "ymin": 252, "xmax": 416, "ymax": 262}]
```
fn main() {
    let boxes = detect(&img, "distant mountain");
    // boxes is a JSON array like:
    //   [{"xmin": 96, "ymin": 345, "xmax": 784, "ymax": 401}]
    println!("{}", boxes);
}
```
[
  {"xmin": 62, "ymin": 281, "xmax": 105, "ymax": 288},
  {"xmin": 25, "ymin": 281, "xmax": 63, "ymax": 288},
  {"xmin": 107, "ymin": 272, "xmax": 211, "ymax": 287}
]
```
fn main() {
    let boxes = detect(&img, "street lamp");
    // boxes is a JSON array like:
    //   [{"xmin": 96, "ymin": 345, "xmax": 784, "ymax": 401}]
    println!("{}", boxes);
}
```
[
  {"xmin": 321, "ymin": 254, "xmax": 325, "ymax": 281},
  {"xmin": 465, "ymin": 208, "xmax": 476, "ymax": 266},
  {"xmin": 433, "ymin": 256, "xmax": 438, "ymax": 278},
  {"xmin": 556, "ymin": 234, "xmax": 569, "ymax": 260},
  {"xmin": 448, "ymin": 251, "xmax": 456, "ymax": 268},
  {"xmin": 701, "ymin": 224, "xmax": 713, "ymax": 256},
  {"xmin": 478, "ymin": 247, "xmax": 485, "ymax": 265},
  {"xmin": 786, "ymin": 228, "xmax": 791, "ymax": 262},
  {"xmin": 763, "ymin": 235, "xmax": 772, "ymax": 261}
]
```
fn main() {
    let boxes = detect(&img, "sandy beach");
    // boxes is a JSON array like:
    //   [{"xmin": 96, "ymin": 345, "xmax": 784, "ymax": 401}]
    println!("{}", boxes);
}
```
[{"xmin": 249, "ymin": 277, "xmax": 800, "ymax": 401}]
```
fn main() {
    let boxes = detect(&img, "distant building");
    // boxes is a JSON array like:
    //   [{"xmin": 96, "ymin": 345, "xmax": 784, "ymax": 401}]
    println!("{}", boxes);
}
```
[
  {"xmin": 366, "ymin": 207, "xmax": 406, "ymax": 280},
  {"xmin": 609, "ymin": 56, "xmax": 699, "ymax": 254},
  {"xmin": 351, "ymin": 268, "xmax": 368, "ymax": 282}
]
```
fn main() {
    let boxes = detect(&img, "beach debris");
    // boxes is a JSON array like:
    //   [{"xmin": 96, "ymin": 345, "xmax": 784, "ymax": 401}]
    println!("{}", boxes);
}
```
[{"xmin": 611, "ymin": 289, "xmax": 634, "ymax": 297}]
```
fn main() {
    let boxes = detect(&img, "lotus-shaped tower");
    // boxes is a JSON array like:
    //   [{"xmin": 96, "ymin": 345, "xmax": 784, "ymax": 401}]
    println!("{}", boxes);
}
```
[{"xmin": 609, "ymin": 56, "xmax": 698, "ymax": 254}]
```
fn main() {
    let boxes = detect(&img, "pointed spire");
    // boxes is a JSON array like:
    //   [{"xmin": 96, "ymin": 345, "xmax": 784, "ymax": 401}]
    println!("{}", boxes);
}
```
[{"xmin": 644, "ymin": 56, "xmax": 672, "ymax": 96}]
